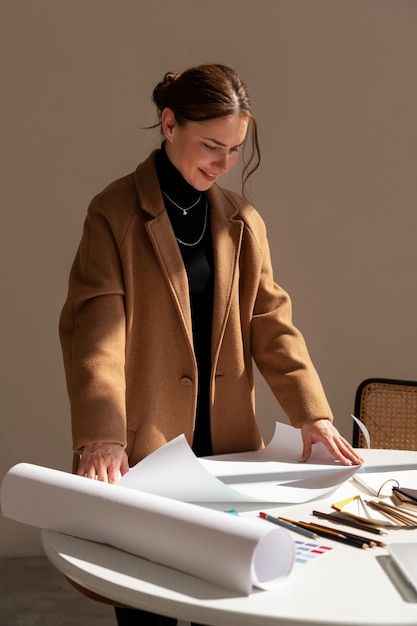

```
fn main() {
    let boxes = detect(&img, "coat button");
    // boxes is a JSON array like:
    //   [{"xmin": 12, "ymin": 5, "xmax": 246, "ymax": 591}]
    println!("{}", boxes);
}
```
[{"xmin": 180, "ymin": 377, "xmax": 193, "ymax": 387}]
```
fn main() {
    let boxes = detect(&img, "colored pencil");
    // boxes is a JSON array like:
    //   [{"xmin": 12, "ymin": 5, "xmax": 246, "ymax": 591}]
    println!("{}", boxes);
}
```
[
  {"xmin": 301, "ymin": 520, "xmax": 386, "ymax": 548},
  {"xmin": 259, "ymin": 512, "xmax": 318, "ymax": 539},
  {"xmin": 312, "ymin": 510, "xmax": 387, "ymax": 535},
  {"xmin": 278, "ymin": 517, "xmax": 371, "ymax": 549}
]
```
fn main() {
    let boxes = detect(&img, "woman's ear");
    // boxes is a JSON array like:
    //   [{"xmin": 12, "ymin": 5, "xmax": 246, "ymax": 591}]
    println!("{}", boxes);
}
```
[{"xmin": 161, "ymin": 108, "xmax": 176, "ymax": 141}]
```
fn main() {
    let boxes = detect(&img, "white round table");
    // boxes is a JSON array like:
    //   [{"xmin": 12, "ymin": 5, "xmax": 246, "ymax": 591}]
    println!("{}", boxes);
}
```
[{"xmin": 42, "ymin": 448, "xmax": 417, "ymax": 626}]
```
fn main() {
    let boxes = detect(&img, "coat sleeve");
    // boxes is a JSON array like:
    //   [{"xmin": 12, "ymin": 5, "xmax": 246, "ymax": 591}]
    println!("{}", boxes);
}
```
[
  {"xmin": 59, "ymin": 198, "xmax": 129, "ymax": 452},
  {"xmin": 245, "ymin": 210, "xmax": 334, "ymax": 428}
]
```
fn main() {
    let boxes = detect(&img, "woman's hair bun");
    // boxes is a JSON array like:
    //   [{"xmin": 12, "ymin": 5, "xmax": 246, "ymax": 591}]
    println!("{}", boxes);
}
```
[
  {"xmin": 162, "ymin": 71, "xmax": 180, "ymax": 85},
  {"xmin": 152, "ymin": 71, "xmax": 180, "ymax": 110}
]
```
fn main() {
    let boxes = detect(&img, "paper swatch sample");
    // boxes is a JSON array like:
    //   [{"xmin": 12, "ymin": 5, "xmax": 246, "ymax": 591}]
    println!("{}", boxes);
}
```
[{"xmin": 294, "ymin": 540, "xmax": 333, "ymax": 564}]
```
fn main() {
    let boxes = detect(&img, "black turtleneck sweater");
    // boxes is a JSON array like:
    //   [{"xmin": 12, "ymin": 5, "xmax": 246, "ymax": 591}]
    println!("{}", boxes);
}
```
[{"xmin": 155, "ymin": 145, "xmax": 214, "ymax": 457}]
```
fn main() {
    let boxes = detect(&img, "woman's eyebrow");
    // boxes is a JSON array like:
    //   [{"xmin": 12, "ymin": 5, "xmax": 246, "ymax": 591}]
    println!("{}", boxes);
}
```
[{"xmin": 202, "ymin": 136, "xmax": 246, "ymax": 148}]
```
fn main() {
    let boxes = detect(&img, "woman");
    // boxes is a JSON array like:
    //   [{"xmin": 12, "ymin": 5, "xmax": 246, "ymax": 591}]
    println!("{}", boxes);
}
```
[{"xmin": 59, "ymin": 64, "xmax": 362, "ymax": 625}]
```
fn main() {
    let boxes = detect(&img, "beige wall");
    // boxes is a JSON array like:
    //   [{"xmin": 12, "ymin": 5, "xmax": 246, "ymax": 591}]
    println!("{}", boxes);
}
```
[{"xmin": 1, "ymin": 0, "xmax": 416, "ymax": 557}]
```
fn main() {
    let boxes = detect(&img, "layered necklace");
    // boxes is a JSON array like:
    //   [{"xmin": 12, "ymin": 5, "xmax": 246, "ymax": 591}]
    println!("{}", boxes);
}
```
[
  {"xmin": 173, "ymin": 197, "xmax": 208, "ymax": 247},
  {"xmin": 162, "ymin": 189, "xmax": 208, "ymax": 247}
]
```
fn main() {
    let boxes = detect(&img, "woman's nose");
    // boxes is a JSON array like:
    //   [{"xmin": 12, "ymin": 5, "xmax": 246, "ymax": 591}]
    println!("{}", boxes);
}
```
[{"xmin": 213, "ymin": 152, "xmax": 230, "ymax": 173}]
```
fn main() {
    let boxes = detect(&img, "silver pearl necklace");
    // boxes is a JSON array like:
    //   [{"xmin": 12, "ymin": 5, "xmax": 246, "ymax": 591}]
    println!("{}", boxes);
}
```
[
  {"xmin": 175, "ymin": 198, "xmax": 208, "ymax": 247},
  {"xmin": 162, "ymin": 189, "xmax": 202, "ymax": 216}
]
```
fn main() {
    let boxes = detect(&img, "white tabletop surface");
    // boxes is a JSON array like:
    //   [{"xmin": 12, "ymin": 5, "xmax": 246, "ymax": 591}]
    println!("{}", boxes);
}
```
[{"xmin": 42, "ymin": 448, "xmax": 417, "ymax": 626}]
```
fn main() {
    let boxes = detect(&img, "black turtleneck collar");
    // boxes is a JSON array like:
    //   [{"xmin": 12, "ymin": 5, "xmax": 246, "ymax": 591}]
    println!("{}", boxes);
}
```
[{"xmin": 155, "ymin": 142, "xmax": 202, "ymax": 206}]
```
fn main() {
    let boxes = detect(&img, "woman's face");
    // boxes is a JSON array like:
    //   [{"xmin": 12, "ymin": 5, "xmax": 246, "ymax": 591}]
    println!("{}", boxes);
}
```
[{"xmin": 162, "ymin": 109, "xmax": 249, "ymax": 191}]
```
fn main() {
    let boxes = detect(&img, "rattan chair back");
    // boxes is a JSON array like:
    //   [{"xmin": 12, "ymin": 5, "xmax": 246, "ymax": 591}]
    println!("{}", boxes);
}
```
[{"xmin": 353, "ymin": 378, "xmax": 417, "ymax": 449}]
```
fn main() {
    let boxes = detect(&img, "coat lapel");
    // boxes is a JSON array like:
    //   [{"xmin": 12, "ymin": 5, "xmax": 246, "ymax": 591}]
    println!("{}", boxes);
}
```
[
  {"xmin": 135, "ymin": 154, "xmax": 194, "ymax": 347},
  {"xmin": 146, "ymin": 215, "xmax": 194, "ymax": 346},
  {"xmin": 208, "ymin": 186, "xmax": 243, "ymax": 357}
]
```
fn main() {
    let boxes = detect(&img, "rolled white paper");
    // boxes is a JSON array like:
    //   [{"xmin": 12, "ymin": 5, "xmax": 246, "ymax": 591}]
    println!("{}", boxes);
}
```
[{"xmin": 1, "ymin": 463, "xmax": 294, "ymax": 595}]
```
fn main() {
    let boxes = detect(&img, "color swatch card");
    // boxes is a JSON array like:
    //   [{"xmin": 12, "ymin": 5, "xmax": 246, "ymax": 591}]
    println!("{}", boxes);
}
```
[{"xmin": 294, "ymin": 539, "xmax": 333, "ymax": 564}]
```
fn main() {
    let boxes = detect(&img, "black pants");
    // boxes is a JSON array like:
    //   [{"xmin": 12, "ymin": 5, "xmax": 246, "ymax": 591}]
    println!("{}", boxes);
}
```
[{"xmin": 114, "ymin": 606, "xmax": 205, "ymax": 625}]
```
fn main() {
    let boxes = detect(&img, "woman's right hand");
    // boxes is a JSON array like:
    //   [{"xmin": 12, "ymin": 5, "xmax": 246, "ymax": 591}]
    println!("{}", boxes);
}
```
[{"xmin": 76, "ymin": 442, "xmax": 129, "ymax": 483}]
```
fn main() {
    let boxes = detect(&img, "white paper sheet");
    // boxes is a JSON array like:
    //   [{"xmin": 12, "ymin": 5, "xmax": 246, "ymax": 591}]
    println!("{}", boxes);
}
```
[
  {"xmin": 119, "ymin": 422, "xmax": 360, "ymax": 503},
  {"xmin": 0, "ymin": 462, "xmax": 294, "ymax": 595},
  {"xmin": 351, "ymin": 414, "xmax": 371, "ymax": 449}
]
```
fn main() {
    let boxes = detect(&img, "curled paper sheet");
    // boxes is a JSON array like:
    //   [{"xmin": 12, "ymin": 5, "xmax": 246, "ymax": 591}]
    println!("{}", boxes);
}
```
[
  {"xmin": 351, "ymin": 415, "xmax": 371, "ymax": 448},
  {"xmin": 119, "ymin": 422, "xmax": 361, "ymax": 503},
  {"xmin": 1, "ymin": 463, "xmax": 294, "ymax": 595}
]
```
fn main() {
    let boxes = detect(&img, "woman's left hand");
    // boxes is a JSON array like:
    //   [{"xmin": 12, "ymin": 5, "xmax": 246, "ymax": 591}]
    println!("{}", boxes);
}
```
[{"xmin": 299, "ymin": 419, "xmax": 363, "ymax": 466}]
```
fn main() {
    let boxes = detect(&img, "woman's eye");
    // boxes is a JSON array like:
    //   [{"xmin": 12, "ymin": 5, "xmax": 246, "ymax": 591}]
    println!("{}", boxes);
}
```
[{"xmin": 204, "ymin": 144, "xmax": 217, "ymax": 151}]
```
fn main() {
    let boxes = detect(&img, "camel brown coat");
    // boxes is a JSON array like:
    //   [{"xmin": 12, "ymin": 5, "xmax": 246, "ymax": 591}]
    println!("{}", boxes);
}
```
[{"xmin": 59, "ymin": 150, "xmax": 333, "ymax": 466}]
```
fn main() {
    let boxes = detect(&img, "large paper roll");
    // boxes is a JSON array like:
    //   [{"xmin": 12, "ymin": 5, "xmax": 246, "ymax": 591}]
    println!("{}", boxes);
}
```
[{"xmin": 1, "ymin": 463, "xmax": 294, "ymax": 595}]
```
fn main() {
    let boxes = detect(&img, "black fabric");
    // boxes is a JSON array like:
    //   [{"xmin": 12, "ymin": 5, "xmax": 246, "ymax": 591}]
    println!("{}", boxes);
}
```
[{"xmin": 155, "ymin": 145, "xmax": 214, "ymax": 457}]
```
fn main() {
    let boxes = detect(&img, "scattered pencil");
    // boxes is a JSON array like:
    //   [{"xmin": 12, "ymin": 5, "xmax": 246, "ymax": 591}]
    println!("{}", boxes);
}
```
[
  {"xmin": 302, "ymin": 520, "xmax": 386, "ymax": 548},
  {"xmin": 260, "ymin": 511, "xmax": 388, "ymax": 549},
  {"xmin": 312, "ymin": 510, "xmax": 387, "ymax": 535},
  {"xmin": 259, "ymin": 512, "xmax": 318, "ymax": 539},
  {"xmin": 278, "ymin": 517, "xmax": 375, "ymax": 550}
]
